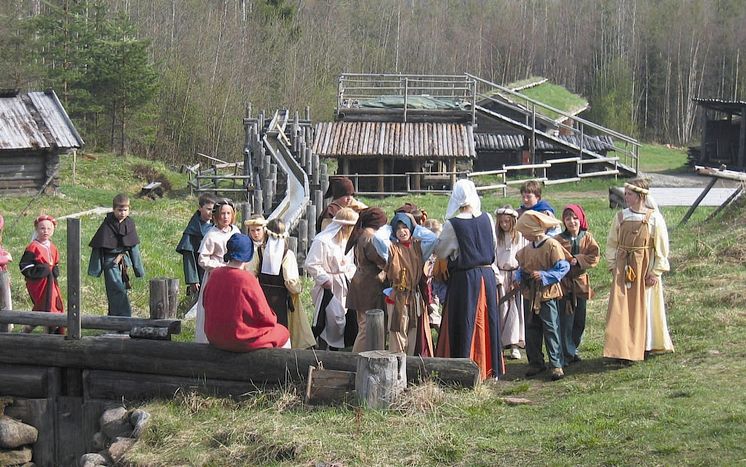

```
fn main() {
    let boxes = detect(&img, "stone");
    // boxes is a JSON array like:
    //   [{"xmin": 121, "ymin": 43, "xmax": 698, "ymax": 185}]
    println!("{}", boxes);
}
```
[
  {"xmin": 80, "ymin": 452, "xmax": 108, "ymax": 467},
  {"xmin": 0, "ymin": 447, "xmax": 33, "ymax": 465},
  {"xmin": 0, "ymin": 416, "xmax": 38, "ymax": 449},
  {"xmin": 99, "ymin": 407, "xmax": 132, "ymax": 439},
  {"xmin": 92, "ymin": 431, "xmax": 107, "ymax": 451},
  {"xmin": 129, "ymin": 410, "xmax": 151, "ymax": 439},
  {"xmin": 108, "ymin": 437, "xmax": 135, "ymax": 463}
]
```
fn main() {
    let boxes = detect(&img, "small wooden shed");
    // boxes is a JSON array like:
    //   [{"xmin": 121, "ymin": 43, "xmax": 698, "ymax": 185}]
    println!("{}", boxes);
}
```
[
  {"xmin": 312, "ymin": 121, "xmax": 475, "ymax": 194},
  {"xmin": 0, "ymin": 89, "xmax": 84, "ymax": 194},
  {"xmin": 313, "ymin": 73, "xmax": 477, "ymax": 195},
  {"xmin": 691, "ymin": 98, "xmax": 746, "ymax": 168}
]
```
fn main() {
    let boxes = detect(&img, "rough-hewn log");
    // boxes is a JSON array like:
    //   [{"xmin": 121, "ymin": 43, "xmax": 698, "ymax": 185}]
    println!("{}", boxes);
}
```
[
  {"xmin": 355, "ymin": 351, "xmax": 406, "ymax": 409},
  {"xmin": 0, "ymin": 311, "xmax": 180, "ymax": 334},
  {"xmin": 83, "ymin": 369, "xmax": 256, "ymax": 400},
  {"xmin": 0, "ymin": 334, "xmax": 479, "ymax": 388},
  {"xmin": 0, "ymin": 365, "xmax": 59, "ymax": 398},
  {"xmin": 149, "ymin": 279, "xmax": 169, "ymax": 319},
  {"xmin": 364, "ymin": 309, "xmax": 385, "ymax": 351}
]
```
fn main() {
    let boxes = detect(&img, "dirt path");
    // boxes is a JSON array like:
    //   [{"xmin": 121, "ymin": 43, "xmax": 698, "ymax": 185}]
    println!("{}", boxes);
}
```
[{"xmin": 641, "ymin": 171, "xmax": 740, "ymax": 188}]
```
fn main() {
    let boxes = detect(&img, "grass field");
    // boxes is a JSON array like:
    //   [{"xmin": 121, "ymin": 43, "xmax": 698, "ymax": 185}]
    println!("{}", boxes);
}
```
[{"xmin": 2, "ymin": 151, "xmax": 744, "ymax": 466}]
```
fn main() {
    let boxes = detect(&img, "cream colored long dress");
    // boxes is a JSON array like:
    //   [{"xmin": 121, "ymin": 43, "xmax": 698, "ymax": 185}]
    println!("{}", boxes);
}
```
[{"xmin": 604, "ymin": 208, "xmax": 673, "ymax": 361}]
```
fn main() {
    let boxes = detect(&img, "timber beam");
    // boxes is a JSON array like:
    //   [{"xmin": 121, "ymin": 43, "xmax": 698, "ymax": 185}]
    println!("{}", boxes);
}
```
[
  {"xmin": 0, "ymin": 334, "xmax": 479, "ymax": 388},
  {"xmin": 0, "ymin": 310, "xmax": 181, "ymax": 334}
]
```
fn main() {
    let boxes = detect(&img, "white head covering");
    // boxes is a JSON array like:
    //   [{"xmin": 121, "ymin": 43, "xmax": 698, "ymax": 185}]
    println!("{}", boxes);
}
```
[
  {"xmin": 260, "ymin": 228, "xmax": 288, "ymax": 276},
  {"xmin": 446, "ymin": 179, "xmax": 481, "ymax": 219},
  {"xmin": 312, "ymin": 211, "xmax": 358, "ymax": 246}
]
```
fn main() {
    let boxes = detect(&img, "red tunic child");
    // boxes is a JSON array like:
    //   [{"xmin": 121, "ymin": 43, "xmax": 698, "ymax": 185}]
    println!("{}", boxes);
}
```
[
  {"xmin": 19, "ymin": 215, "xmax": 64, "ymax": 334},
  {"xmin": 202, "ymin": 233, "xmax": 289, "ymax": 351}
]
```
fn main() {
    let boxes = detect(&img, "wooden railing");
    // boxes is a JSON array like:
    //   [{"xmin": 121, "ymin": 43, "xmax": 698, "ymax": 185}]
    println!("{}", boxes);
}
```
[{"xmin": 467, "ymin": 73, "xmax": 640, "ymax": 175}]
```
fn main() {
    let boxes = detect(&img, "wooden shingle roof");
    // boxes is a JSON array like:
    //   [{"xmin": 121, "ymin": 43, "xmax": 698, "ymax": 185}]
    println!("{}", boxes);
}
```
[
  {"xmin": 313, "ymin": 122, "xmax": 475, "ymax": 159},
  {"xmin": 0, "ymin": 90, "xmax": 84, "ymax": 151}
]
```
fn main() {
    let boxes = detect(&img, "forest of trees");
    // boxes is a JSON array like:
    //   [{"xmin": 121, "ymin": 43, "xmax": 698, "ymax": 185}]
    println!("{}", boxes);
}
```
[{"xmin": 1, "ymin": 0, "xmax": 744, "ymax": 164}]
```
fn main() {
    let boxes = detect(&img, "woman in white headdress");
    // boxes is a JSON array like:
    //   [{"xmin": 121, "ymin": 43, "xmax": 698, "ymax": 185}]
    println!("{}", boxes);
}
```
[
  {"xmin": 434, "ymin": 179, "xmax": 504, "ymax": 380},
  {"xmin": 305, "ymin": 207, "xmax": 359, "ymax": 350},
  {"xmin": 604, "ymin": 178, "xmax": 673, "ymax": 362}
]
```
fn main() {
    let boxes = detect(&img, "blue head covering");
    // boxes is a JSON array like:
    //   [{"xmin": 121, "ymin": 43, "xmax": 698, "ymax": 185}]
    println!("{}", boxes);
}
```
[
  {"xmin": 223, "ymin": 233, "xmax": 254, "ymax": 262},
  {"xmin": 389, "ymin": 212, "xmax": 415, "ymax": 242}
]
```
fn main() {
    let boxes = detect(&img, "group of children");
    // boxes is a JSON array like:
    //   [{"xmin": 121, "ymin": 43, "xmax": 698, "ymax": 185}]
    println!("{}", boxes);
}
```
[
  {"xmin": 0, "ymin": 175, "xmax": 671, "ymax": 383},
  {"xmin": 0, "ymin": 194, "xmax": 145, "ymax": 334}
]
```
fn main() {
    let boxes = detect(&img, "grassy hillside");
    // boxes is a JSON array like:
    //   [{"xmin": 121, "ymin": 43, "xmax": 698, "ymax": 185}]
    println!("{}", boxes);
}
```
[{"xmin": 2, "ymin": 152, "xmax": 743, "ymax": 465}]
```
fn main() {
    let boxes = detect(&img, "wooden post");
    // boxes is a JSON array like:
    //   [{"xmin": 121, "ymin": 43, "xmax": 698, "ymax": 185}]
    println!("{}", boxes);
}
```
[
  {"xmin": 241, "ymin": 203, "xmax": 251, "ymax": 234},
  {"xmin": 355, "ymin": 350, "xmax": 406, "ymax": 409},
  {"xmin": 306, "ymin": 203, "xmax": 317, "ymax": 243},
  {"xmin": 254, "ymin": 188, "xmax": 264, "ymax": 216},
  {"xmin": 312, "ymin": 153, "xmax": 321, "ymax": 187},
  {"xmin": 364, "ymin": 309, "xmax": 385, "ymax": 351},
  {"xmin": 738, "ymin": 105, "xmax": 746, "ymax": 169},
  {"xmin": 678, "ymin": 174, "xmax": 720, "ymax": 227},
  {"xmin": 297, "ymin": 219, "xmax": 308, "ymax": 255},
  {"xmin": 167, "ymin": 278, "xmax": 179, "ymax": 318},
  {"xmin": 320, "ymin": 163, "xmax": 329, "ymax": 196},
  {"xmin": 313, "ymin": 190, "xmax": 324, "ymax": 221},
  {"xmin": 287, "ymin": 236, "xmax": 298, "ymax": 258},
  {"xmin": 149, "ymin": 278, "xmax": 170, "ymax": 319},
  {"xmin": 377, "ymin": 158, "xmax": 385, "ymax": 194},
  {"xmin": 66, "ymin": 218, "xmax": 81, "ymax": 339}
]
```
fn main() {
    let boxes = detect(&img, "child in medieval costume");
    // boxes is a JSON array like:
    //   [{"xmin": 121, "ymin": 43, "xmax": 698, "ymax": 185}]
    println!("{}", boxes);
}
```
[
  {"xmin": 604, "ymin": 178, "xmax": 673, "ymax": 362},
  {"xmin": 373, "ymin": 212, "xmax": 438, "ymax": 356},
  {"xmin": 556, "ymin": 204, "xmax": 599, "ymax": 364},
  {"xmin": 346, "ymin": 207, "xmax": 389, "ymax": 353},
  {"xmin": 316, "ymin": 176, "xmax": 367, "ymax": 232},
  {"xmin": 0, "ymin": 214, "xmax": 13, "ymax": 332},
  {"xmin": 305, "ymin": 207, "xmax": 358, "ymax": 350},
  {"xmin": 422, "ymin": 218, "xmax": 444, "ymax": 332},
  {"xmin": 203, "ymin": 233, "xmax": 290, "ymax": 351},
  {"xmin": 243, "ymin": 214, "xmax": 267, "ymax": 276},
  {"xmin": 434, "ymin": 179, "xmax": 504, "ymax": 381},
  {"xmin": 193, "ymin": 198, "xmax": 241, "ymax": 343},
  {"xmin": 88, "ymin": 194, "xmax": 145, "ymax": 317},
  {"xmin": 176, "ymin": 193, "xmax": 216, "ymax": 297},
  {"xmin": 20, "ymin": 215, "xmax": 64, "ymax": 334},
  {"xmin": 517, "ymin": 180, "xmax": 561, "ymax": 237},
  {"xmin": 494, "ymin": 205, "xmax": 528, "ymax": 360},
  {"xmin": 514, "ymin": 211, "xmax": 570, "ymax": 381},
  {"xmin": 257, "ymin": 218, "xmax": 315, "ymax": 349}
]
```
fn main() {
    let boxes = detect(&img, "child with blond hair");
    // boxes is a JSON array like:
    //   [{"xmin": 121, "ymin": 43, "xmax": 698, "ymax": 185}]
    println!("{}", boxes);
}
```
[
  {"xmin": 20, "ymin": 215, "xmax": 64, "ymax": 334},
  {"xmin": 494, "ymin": 205, "xmax": 527, "ymax": 360}
]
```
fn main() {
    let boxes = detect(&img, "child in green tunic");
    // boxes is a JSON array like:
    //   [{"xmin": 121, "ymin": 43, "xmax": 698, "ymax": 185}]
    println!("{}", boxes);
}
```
[
  {"xmin": 176, "ymin": 193, "xmax": 216, "ymax": 295},
  {"xmin": 88, "ymin": 194, "xmax": 145, "ymax": 317}
]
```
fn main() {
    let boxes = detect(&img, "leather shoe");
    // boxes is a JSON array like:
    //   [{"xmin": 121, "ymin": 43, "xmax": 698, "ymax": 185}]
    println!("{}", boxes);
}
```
[
  {"xmin": 550, "ymin": 368, "xmax": 565, "ymax": 381},
  {"xmin": 525, "ymin": 365, "xmax": 546, "ymax": 377}
]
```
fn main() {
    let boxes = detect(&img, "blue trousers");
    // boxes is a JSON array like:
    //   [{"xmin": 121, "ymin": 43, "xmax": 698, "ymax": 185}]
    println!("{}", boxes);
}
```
[
  {"xmin": 559, "ymin": 295, "xmax": 587, "ymax": 360},
  {"xmin": 524, "ymin": 298, "xmax": 564, "ymax": 369}
]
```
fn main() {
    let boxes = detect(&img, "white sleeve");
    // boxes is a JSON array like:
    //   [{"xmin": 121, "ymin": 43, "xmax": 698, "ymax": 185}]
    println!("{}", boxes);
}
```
[
  {"xmin": 304, "ymin": 239, "xmax": 331, "ymax": 286},
  {"xmin": 434, "ymin": 220, "xmax": 459, "ymax": 260}
]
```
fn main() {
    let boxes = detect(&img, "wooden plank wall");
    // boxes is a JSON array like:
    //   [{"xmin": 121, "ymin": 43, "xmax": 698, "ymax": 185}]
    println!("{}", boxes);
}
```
[{"xmin": 0, "ymin": 150, "xmax": 58, "ymax": 192}]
